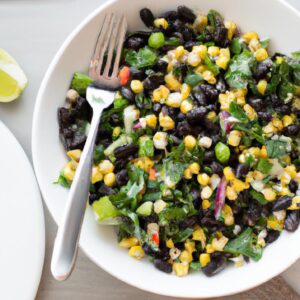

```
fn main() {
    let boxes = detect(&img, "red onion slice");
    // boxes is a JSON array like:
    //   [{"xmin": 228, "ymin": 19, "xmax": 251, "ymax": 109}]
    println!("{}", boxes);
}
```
[
  {"xmin": 214, "ymin": 176, "xmax": 227, "ymax": 220},
  {"xmin": 220, "ymin": 111, "xmax": 233, "ymax": 134}
]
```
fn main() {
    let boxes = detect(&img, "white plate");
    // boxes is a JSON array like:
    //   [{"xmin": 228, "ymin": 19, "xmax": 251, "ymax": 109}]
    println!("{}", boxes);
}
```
[
  {"xmin": 32, "ymin": 0, "xmax": 300, "ymax": 298},
  {"xmin": 0, "ymin": 121, "xmax": 45, "ymax": 300}
]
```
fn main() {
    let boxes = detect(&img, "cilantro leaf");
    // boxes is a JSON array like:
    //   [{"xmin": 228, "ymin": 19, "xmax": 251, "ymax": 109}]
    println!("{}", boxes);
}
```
[
  {"xmin": 229, "ymin": 101, "xmax": 248, "ymax": 123},
  {"xmin": 172, "ymin": 228, "xmax": 194, "ymax": 243},
  {"xmin": 265, "ymin": 140, "xmax": 288, "ymax": 158},
  {"xmin": 125, "ymin": 47, "xmax": 157, "ymax": 69},
  {"xmin": 256, "ymin": 158, "xmax": 273, "ymax": 174},
  {"xmin": 249, "ymin": 189, "xmax": 268, "ymax": 205},
  {"xmin": 53, "ymin": 173, "xmax": 71, "ymax": 188}
]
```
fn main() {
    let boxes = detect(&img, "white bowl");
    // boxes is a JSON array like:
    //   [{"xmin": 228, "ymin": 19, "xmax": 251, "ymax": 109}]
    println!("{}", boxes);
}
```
[{"xmin": 32, "ymin": 0, "xmax": 300, "ymax": 298}]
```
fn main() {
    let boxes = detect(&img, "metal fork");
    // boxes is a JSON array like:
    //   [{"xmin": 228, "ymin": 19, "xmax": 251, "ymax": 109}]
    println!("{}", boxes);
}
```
[{"xmin": 51, "ymin": 13, "xmax": 127, "ymax": 281}]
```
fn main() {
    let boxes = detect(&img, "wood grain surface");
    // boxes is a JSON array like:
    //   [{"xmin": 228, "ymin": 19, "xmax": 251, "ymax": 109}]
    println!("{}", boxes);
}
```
[{"xmin": 37, "ymin": 207, "xmax": 300, "ymax": 300}]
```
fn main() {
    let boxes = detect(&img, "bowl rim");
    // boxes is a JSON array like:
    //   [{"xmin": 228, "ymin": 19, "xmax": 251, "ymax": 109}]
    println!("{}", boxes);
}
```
[{"xmin": 32, "ymin": 0, "xmax": 300, "ymax": 298}]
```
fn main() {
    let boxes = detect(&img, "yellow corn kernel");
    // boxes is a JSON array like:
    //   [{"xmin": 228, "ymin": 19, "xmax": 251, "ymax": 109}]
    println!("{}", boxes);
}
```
[
  {"xmin": 201, "ymin": 186, "xmax": 213, "ymax": 200},
  {"xmin": 225, "ymin": 21, "xmax": 237, "ymax": 40},
  {"xmin": 63, "ymin": 161, "xmax": 76, "ymax": 181},
  {"xmin": 104, "ymin": 172, "xmax": 116, "ymax": 187},
  {"xmin": 223, "ymin": 167, "xmax": 236, "ymax": 181},
  {"xmin": 244, "ymin": 104, "xmax": 257, "ymax": 120},
  {"xmin": 184, "ymin": 135, "xmax": 197, "ymax": 150},
  {"xmin": 128, "ymin": 245, "xmax": 145, "ymax": 260},
  {"xmin": 160, "ymin": 85, "xmax": 170, "ymax": 99},
  {"xmin": 175, "ymin": 46, "xmax": 185, "ymax": 59},
  {"xmin": 260, "ymin": 146, "xmax": 268, "ymax": 158},
  {"xmin": 184, "ymin": 167, "xmax": 193, "ymax": 180},
  {"xmin": 185, "ymin": 240, "xmax": 196, "ymax": 253},
  {"xmin": 119, "ymin": 237, "xmax": 139, "ymax": 248},
  {"xmin": 195, "ymin": 64, "xmax": 207, "ymax": 75},
  {"xmin": 280, "ymin": 172, "xmax": 292, "ymax": 185},
  {"xmin": 254, "ymin": 170, "xmax": 265, "ymax": 181},
  {"xmin": 145, "ymin": 114, "xmax": 157, "ymax": 129},
  {"xmin": 98, "ymin": 160, "xmax": 114, "ymax": 175},
  {"xmin": 152, "ymin": 88, "xmax": 162, "ymax": 102},
  {"xmin": 282, "ymin": 115, "xmax": 294, "ymax": 127},
  {"xmin": 285, "ymin": 165, "xmax": 297, "ymax": 179},
  {"xmin": 282, "ymin": 155, "xmax": 291, "ymax": 166},
  {"xmin": 248, "ymin": 147, "xmax": 261, "ymax": 157},
  {"xmin": 288, "ymin": 196, "xmax": 300, "ymax": 210},
  {"xmin": 194, "ymin": 15, "xmax": 208, "ymax": 32},
  {"xmin": 159, "ymin": 112, "xmax": 175, "ymax": 130},
  {"xmin": 166, "ymin": 92, "xmax": 182, "ymax": 108},
  {"xmin": 199, "ymin": 253, "xmax": 211, "ymax": 267},
  {"xmin": 91, "ymin": 166, "xmax": 103, "ymax": 184},
  {"xmin": 202, "ymin": 199, "xmax": 211, "ymax": 210},
  {"xmin": 187, "ymin": 52, "xmax": 201, "ymax": 67},
  {"xmin": 254, "ymin": 48, "xmax": 269, "ymax": 62},
  {"xmin": 208, "ymin": 46, "xmax": 220, "ymax": 57},
  {"xmin": 223, "ymin": 204, "xmax": 234, "ymax": 225},
  {"xmin": 216, "ymin": 56, "xmax": 229, "ymax": 70},
  {"xmin": 179, "ymin": 250, "xmax": 193, "ymax": 263},
  {"xmin": 249, "ymin": 38, "xmax": 261, "ymax": 52},
  {"xmin": 243, "ymin": 31, "xmax": 259, "ymax": 43},
  {"xmin": 207, "ymin": 111, "xmax": 217, "ymax": 122},
  {"xmin": 239, "ymin": 154, "xmax": 246, "ymax": 163},
  {"xmin": 231, "ymin": 178, "xmax": 249, "ymax": 192},
  {"xmin": 130, "ymin": 80, "xmax": 143, "ymax": 94},
  {"xmin": 193, "ymin": 45, "xmax": 207, "ymax": 60},
  {"xmin": 67, "ymin": 149, "xmax": 82, "ymax": 162},
  {"xmin": 197, "ymin": 173, "xmax": 210, "ymax": 186},
  {"xmin": 206, "ymin": 244, "xmax": 215, "ymax": 254},
  {"xmin": 262, "ymin": 188, "xmax": 277, "ymax": 201},
  {"xmin": 166, "ymin": 239, "xmax": 174, "ymax": 249},
  {"xmin": 257, "ymin": 79, "xmax": 267, "ymax": 95},
  {"xmin": 272, "ymin": 118, "xmax": 283, "ymax": 132},
  {"xmin": 133, "ymin": 157, "xmax": 154, "ymax": 173},
  {"xmin": 180, "ymin": 99, "xmax": 193, "ymax": 114},
  {"xmin": 112, "ymin": 126, "xmax": 122, "ymax": 138},
  {"xmin": 263, "ymin": 122, "xmax": 275, "ymax": 136},
  {"xmin": 212, "ymin": 236, "xmax": 229, "ymax": 251},
  {"xmin": 189, "ymin": 162, "xmax": 200, "ymax": 174},
  {"xmin": 267, "ymin": 216, "xmax": 284, "ymax": 231},
  {"xmin": 202, "ymin": 70, "xmax": 216, "ymax": 84},
  {"xmin": 181, "ymin": 83, "xmax": 191, "ymax": 100},
  {"xmin": 228, "ymin": 130, "xmax": 242, "ymax": 146},
  {"xmin": 192, "ymin": 226, "xmax": 206, "ymax": 248},
  {"xmin": 173, "ymin": 262, "xmax": 189, "ymax": 277},
  {"xmin": 165, "ymin": 73, "xmax": 182, "ymax": 91},
  {"xmin": 226, "ymin": 186, "xmax": 238, "ymax": 201},
  {"xmin": 154, "ymin": 18, "xmax": 168, "ymax": 29}
]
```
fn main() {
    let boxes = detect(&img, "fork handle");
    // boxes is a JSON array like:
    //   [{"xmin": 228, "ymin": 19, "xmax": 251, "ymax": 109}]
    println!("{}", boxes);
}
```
[{"xmin": 51, "ymin": 108, "xmax": 103, "ymax": 281}]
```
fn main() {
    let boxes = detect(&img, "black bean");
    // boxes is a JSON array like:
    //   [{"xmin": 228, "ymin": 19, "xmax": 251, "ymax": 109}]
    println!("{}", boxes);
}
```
[
  {"xmin": 202, "ymin": 118, "xmax": 218, "ymax": 132},
  {"xmin": 116, "ymin": 169, "xmax": 129, "ymax": 187},
  {"xmin": 176, "ymin": 113, "xmax": 185, "ymax": 122},
  {"xmin": 114, "ymin": 158, "xmax": 128, "ymax": 172},
  {"xmin": 73, "ymin": 97, "xmax": 93, "ymax": 120},
  {"xmin": 216, "ymin": 78, "xmax": 227, "ymax": 93},
  {"xmin": 179, "ymin": 215, "xmax": 199, "ymax": 229},
  {"xmin": 211, "ymin": 161, "xmax": 223, "ymax": 176},
  {"xmin": 257, "ymin": 111, "xmax": 273, "ymax": 122},
  {"xmin": 177, "ymin": 63, "xmax": 188, "ymax": 78},
  {"xmin": 261, "ymin": 203, "xmax": 273, "ymax": 217},
  {"xmin": 110, "ymin": 113, "xmax": 121, "ymax": 125},
  {"xmin": 255, "ymin": 62, "xmax": 271, "ymax": 80},
  {"xmin": 176, "ymin": 121, "xmax": 194, "ymax": 137},
  {"xmin": 143, "ymin": 75, "xmax": 165, "ymax": 90},
  {"xmin": 153, "ymin": 103, "xmax": 162, "ymax": 114},
  {"xmin": 140, "ymin": 8, "xmax": 154, "ymax": 27},
  {"xmin": 159, "ymin": 10, "xmax": 178, "ymax": 21},
  {"xmin": 200, "ymin": 84, "xmax": 219, "ymax": 101},
  {"xmin": 236, "ymin": 164, "xmax": 249, "ymax": 179},
  {"xmin": 184, "ymin": 40, "xmax": 199, "ymax": 51},
  {"xmin": 247, "ymin": 201, "xmax": 262, "ymax": 224},
  {"xmin": 289, "ymin": 180, "xmax": 298, "ymax": 193},
  {"xmin": 154, "ymin": 259, "xmax": 172, "ymax": 273},
  {"xmin": 213, "ymin": 17, "xmax": 229, "ymax": 47},
  {"xmin": 161, "ymin": 106, "xmax": 176, "ymax": 119},
  {"xmin": 114, "ymin": 144, "xmax": 138, "ymax": 159},
  {"xmin": 130, "ymin": 67, "xmax": 145, "ymax": 80},
  {"xmin": 200, "ymin": 211, "xmax": 226, "ymax": 232},
  {"xmin": 58, "ymin": 107, "xmax": 74, "ymax": 126},
  {"xmin": 177, "ymin": 5, "xmax": 196, "ymax": 23},
  {"xmin": 272, "ymin": 196, "xmax": 292, "ymax": 211},
  {"xmin": 181, "ymin": 27, "xmax": 195, "ymax": 42},
  {"xmin": 153, "ymin": 60, "xmax": 168, "ymax": 73},
  {"xmin": 169, "ymin": 135, "xmax": 182, "ymax": 145},
  {"xmin": 248, "ymin": 98, "xmax": 264, "ymax": 111},
  {"xmin": 187, "ymin": 107, "xmax": 207, "ymax": 125},
  {"xmin": 203, "ymin": 150, "xmax": 215, "ymax": 163},
  {"xmin": 120, "ymin": 86, "xmax": 135, "ymax": 102},
  {"xmin": 285, "ymin": 211, "xmax": 300, "ymax": 232},
  {"xmin": 202, "ymin": 256, "xmax": 227, "ymax": 277},
  {"xmin": 265, "ymin": 230, "xmax": 280, "ymax": 244},
  {"xmin": 70, "ymin": 133, "xmax": 86, "ymax": 150},
  {"xmin": 286, "ymin": 124, "xmax": 300, "ymax": 136},
  {"xmin": 88, "ymin": 193, "xmax": 100, "ymax": 205},
  {"xmin": 290, "ymin": 151, "xmax": 298, "ymax": 160},
  {"xmin": 193, "ymin": 91, "xmax": 208, "ymax": 106},
  {"xmin": 125, "ymin": 36, "xmax": 146, "ymax": 50},
  {"xmin": 266, "ymin": 94, "xmax": 281, "ymax": 107},
  {"xmin": 275, "ymin": 105, "xmax": 291, "ymax": 115},
  {"xmin": 98, "ymin": 183, "xmax": 116, "ymax": 196}
]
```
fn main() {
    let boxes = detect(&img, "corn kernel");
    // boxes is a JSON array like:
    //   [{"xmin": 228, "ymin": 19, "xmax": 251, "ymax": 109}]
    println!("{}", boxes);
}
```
[
  {"xmin": 184, "ymin": 168, "xmax": 193, "ymax": 180},
  {"xmin": 282, "ymin": 115, "xmax": 294, "ymax": 127},
  {"xmin": 202, "ymin": 199, "xmax": 211, "ymax": 210},
  {"xmin": 154, "ymin": 18, "xmax": 168, "ymax": 29},
  {"xmin": 128, "ymin": 245, "xmax": 145, "ymax": 260},
  {"xmin": 104, "ymin": 172, "xmax": 116, "ymax": 187},
  {"xmin": 119, "ymin": 237, "xmax": 139, "ymax": 248},
  {"xmin": 98, "ymin": 160, "xmax": 114, "ymax": 174},
  {"xmin": 243, "ymin": 31, "xmax": 259, "ymax": 43},
  {"xmin": 263, "ymin": 122, "xmax": 275, "ymax": 136},
  {"xmin": 201, "ymin": 186, "xmax": 213, "ymax": 200},
  {"xmin": 288, "ymin": 196, "xmax": 300, "ymax": 210},
  {"xmin": 145, "ymin": 114, "xmax": 157, "ymax": 129},
  {"xmin": 194, "ymin": 15, "xmax": 208, "ymax": 32},
  {"xmin": 187, "ymin": 52, "xmax": 201, "ymax": 67},
  {"xmin": 130, "ymin": 80, "xmax": 143, "ymax": 94},
  {"xmin": 180, "ymin": 99, "xmax": 193, "ymax": 114},
  {"xmin": 159, "ymin": 112, "xmax": 175, "ymax": 130},
  {"xmin": 208, "ymin": 46, "xmax": 220, "ymax": 57},
  {"xmin": 179, "ymin": 250, "xmax": 193, "ymax": 263},
  {"xmin": 239, "ymin": 154, "xmax": 246, "ymax": 163},
  {"xmin": 285, "ymin": 165, "xmax": 297, "ymax": 179},
  {"xmin": 254, "ymin": 48, "xmax": 269, "ymax": 62},
  {"xmin": 226, "ymin": 186, "xmax": 238, "ymax": 201},
  {"xmin": 166, "ymin": 92, "xmax": 182, "ymax": 108},
  {"xmin": 63, "ymin": 161, "xmax": 76, "ymax": 181},
  {"xmin": 193, "ymin": 45, "xmax": 207, "ymax": 60},
  {"xmin": 173, "ymin": 262, "xmax": 189, "ymax": 277},
  {"xmin": 260, "ymin": 146, "xmax": 268, "ymax": 158},
  {"xmin": 189, "ymin": 162, "xmax": 200, "ymax": 174},
  {"xmin": 165, "ymin": 73, "xmax": 182, "ymax": 91},
  {"xmin": 257, "ymin": 79, "xmax": 267, "ymax": 95},
  {"xmin": 181, "ymin": 83, "xmax": 191, "ymax": 100},
  {"xmin": 112, "ymin": 126, "xmax": 122, "ymax": 138},
  {"xmin": 199, "ymin": 136, "xmax": 213, "ymax": 149},
  {"xmin": 243, "ymin": 104, "xmax": 257, "ymax": 120},
  {"xmin": 267, "ymin": 216, "xmax": 284, "ymax": 231},
  {"xmin": 216, "ymin": 48, "xmax": 230, "ymax": 70},
  {"xmin": 202, "ymin": 70, "xmax": 216, "ymax": 84},
  {"xmin": 133, "ymin": 157, "xmax": 154, "ymax": 173},
  {"xmin": 91, "ymin": 166, "xmax": 103, "ymax": 184},
  {"xmin": 272, "ymin": 118, "xmax": 283, "ymax": 132},
  {"xmin": 184, "ymin": 135, "xmax": 197, "ymax": 150},
  {"xmin": 248, "ymin": 147, "xmax": 261, "ymax": 157},
  {"xmin": 166, "ymin": 239, "xmax": 174, "ymax": 249},
  {"xmin": 197, "ymin": 173, "xmax": 210, "ymax": 186},
  {"xmin": 225, "ymin": 21, "xmax": 237, "ymax": 40},
  {"xmin": 192, "ymin": 226, "xmax": 206, "ymax": 248},
  {"xmin": 199, "ymin": 253, "xmax": 211, "ymax": 267},
  {"xmin": 212, "ymin": 236, "xmax": 229, "ymax": 251},
  {"xmin": 67, "ymin": 149, "xmax": 82, "ymax": 162},
  {"xmin": 175, "ymin": 46, "xmax": 185, "ymax": 59},
  {"xmin": 223, "ymin": 167, "xmax": 236, "ymax": 181},
  {"xmin": 249, "ymin": 38, "xmax": 260, "ymax": 52},
  {"xmin": 206, "ymin": 244, "xmax": 215, "ymax": 253},
  {"xmin": 262, "ymin": 188, "xmax": 277, "ymax": 201},
  {"xmin": 231, "ymin": 178, "xmax": 249, "ymax": 192},
  {"xmin": 185, "ymin": 240, "xmax": 196, "ymax": 253},
  {"xmin": 223, "ymin": 204, "xmax": 234, "ymax": 225},
  {"xmin": 228, "ymin": 130, "xmax": 242, "ymax": 147}
]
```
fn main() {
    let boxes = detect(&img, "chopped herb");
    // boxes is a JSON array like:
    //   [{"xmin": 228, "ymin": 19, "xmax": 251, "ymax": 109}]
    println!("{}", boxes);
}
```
[
  {"xmin": 266, "ymin": 140, "xmax": 288, "ymax": 158},
  {"xmin": 256, "ymin": 158, "xmax": 273, "ymax": 174},
  {"xmin": 249, "ymin": 189, "xmax": 268, "ymax": 205},
  {"xmin": 229, "ymin": 101, "xmax": 248, "ymax": 123}
]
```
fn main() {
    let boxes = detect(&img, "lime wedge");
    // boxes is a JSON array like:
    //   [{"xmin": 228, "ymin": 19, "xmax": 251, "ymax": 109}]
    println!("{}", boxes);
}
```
[{"xmin": 0, "ymin": 49, "xmax": 28, "ymax": 102}]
